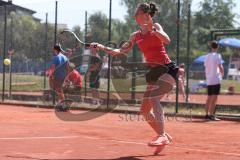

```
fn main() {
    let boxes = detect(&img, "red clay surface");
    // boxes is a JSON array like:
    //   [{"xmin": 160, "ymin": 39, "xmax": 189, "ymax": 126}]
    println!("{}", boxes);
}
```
[
  {"xmin": 0, "ymin": 104, "xmax": 239, "ymax": 160},
  {"xmin": 117, "ymin": 93, "xmax": 240, "ymax": 105},
  {"xmin": 10, "ymin": 91, "xmax": 240, "ymax": 105},
  {"xmin": 162, "ymin": 93, "xmax": 240, "ymax": 105}
]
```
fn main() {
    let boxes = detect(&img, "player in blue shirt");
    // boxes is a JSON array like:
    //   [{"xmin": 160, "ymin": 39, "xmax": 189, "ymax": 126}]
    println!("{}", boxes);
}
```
[{"xmin": 48, "ymin": 45, "xmax": 68, "ymax": 104}]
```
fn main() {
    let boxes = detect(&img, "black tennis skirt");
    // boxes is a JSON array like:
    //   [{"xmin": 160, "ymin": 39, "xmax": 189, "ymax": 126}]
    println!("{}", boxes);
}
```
[{"xmin": 145, "ymin": 61, "xmax": 179, "ymax": 83}]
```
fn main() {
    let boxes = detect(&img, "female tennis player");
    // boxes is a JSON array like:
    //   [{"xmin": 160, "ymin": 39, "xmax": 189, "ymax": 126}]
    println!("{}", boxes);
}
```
[{"xmin": 90, "ymin": 2, "xmax": 177, "ymax": 154}]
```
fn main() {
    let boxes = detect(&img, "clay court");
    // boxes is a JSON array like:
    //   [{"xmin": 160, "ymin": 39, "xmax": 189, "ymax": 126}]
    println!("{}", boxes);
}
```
[
  {"xmin": 0, "ymin": 104, "xmax": 239, "ymax": 160},
  {"xmin": 9, "ymin": 91, "xmax": 240, "ymax": 106}
]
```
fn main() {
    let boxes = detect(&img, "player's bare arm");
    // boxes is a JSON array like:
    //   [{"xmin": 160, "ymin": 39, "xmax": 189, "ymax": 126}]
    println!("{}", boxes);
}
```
[{"xmin": 90, "ymin": 33, "xmax": 136, "ymax": 56}]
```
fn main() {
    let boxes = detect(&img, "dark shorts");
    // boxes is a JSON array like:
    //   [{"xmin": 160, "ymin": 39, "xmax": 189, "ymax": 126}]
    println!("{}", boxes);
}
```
[
  {"xmin": 145, "ymin": 61, "xmax": 179, "ymax": 83},
  {"xmin": 207, "ymin": 84, "xmax": 221, "ymax": 95}
]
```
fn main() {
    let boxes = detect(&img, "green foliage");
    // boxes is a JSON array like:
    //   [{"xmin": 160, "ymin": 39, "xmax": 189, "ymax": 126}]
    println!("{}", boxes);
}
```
[
  {"xmin": 193, "ymin": 0, "xmax": 236, "ymax": 50},
  {"xmin": 0, "ymin": 12, "xmax": 85, "ymax": 63},
  {"xmin": 0, "ymin": 12, "xmax": 54, "ymax": 61},
  {"xmin": 88, "ymin": 12, "xmax": 109, "ymax": 43},
  {"xmin": 0, "ymin": 73, "xmax": 48, "ymax": 91},
  {"xmin": 0, "ymin": 0, "xmax": 238, "ymax": 66},
  {"xmin": 58, "ymin": 25, "xmax": 83, "ymax": 54},
  {"xmin": 120, "ymin": 0, "xmax": 238, "ymax": 62}
]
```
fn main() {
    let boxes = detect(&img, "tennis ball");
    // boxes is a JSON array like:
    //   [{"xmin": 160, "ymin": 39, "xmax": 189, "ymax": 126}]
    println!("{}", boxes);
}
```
[{"xmin": 4, "ymin": 58, "xmax": 11, "ymax": 65}]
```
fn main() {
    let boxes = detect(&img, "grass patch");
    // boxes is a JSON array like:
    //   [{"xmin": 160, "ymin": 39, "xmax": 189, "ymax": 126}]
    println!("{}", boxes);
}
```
[
  {"xmin": 186, "ymin": 79, "xmax": 240, "ymax": 94},
  {"xmin": 0, "ymin": 73, "xmax": 240, "ymax": 94},
  {"xmin": 0, "ymin": 73, "xmax": 49, "ymax": 92}
]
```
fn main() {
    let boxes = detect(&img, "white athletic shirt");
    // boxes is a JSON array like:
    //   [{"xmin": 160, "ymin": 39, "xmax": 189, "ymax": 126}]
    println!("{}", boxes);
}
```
[{"xmin": 204, "ymin": 52, "xmax": 222, "ymax": 85}]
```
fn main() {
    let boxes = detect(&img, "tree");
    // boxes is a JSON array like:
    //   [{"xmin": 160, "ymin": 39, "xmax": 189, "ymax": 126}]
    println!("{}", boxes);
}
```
[
  {"xmin": 1, "ymin": 12, "xmax": 56, "ymax": 61},
  {"xmin": 120, "ymin": 0, "xmax": 238, "ymax": 62},
  {"xmin": 193, "ymin": 0, "xmax": 236, "ymax": 49},
  {"xmin": 88, "ymin": 11, "xmax": 109, "ymax": 44},
  {"xmin": 88, "ymin": 11, "xmax": 130, "ymax": 50},
  {"xmin": 0, "ymin": 12, "xmax": 59, "ymax": 72}
]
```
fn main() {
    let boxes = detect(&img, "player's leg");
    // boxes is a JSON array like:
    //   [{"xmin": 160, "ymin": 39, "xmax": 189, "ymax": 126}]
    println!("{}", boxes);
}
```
[
  {"xmin": 213, "ymin": 84, "xmax": 221, "ymax": 116},
  {"xmin": 55, "ymin": 79, "xmax": 65, "ymax": 103},
  {"xmin": 205, "ymin": 85, "xmax": 212, "ymax": 119},
  {"xmin": 180, "ymin": 80, "xmax": 186, "ymax": 100},
  {"xmin": 205, "ymin": 96, "xmax": 211, "ymax": 118},
  {"xmin": 208, "ymin": 85, "xmax": 220, "ymax": 121},
  {"xmin": 209, "ymin": 95, "xmax": 217, "ymax": 114},
  {"xmin": 148, "ymin": 73, "xmax": 175, "ymax": 146},
  {"xmin": 148, "ymin": 97, "xmax": 169, "ymax": 146},
  {"xmin": 49, "ymin": 77, "xmax": 65, "ymax": 103},
  {"xmin": 149, "ymin": 74, "xmax": 175, "ymax": 155},
  {"xmin": 140, "ymin": 96, "xmax": 162, "ymax": 134},
  {"xmin": 208, "ymin": 95, "xmax": 220, "ymax": 121},
  {"xmin": 54, "ymin": 79, "xmax": 69, "ymax": 111},
  {"xmin": 91, "ymin": 76, "xmax": 101, "ymax": 105}
]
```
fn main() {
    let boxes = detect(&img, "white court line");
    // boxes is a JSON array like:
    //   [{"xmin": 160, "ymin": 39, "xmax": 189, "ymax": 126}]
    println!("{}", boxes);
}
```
[
  {"xmin": 0, "ymin": 136, "xmax": 78, "ymax": 140},
  {"xmin": 0, "ymin": 135, "xmax": 239, "ymax": 157},
  {"xmin": 81, "ymin": 136, "xmax": 240, "ymax": 157},
  {"xmin": 83, "ymin": 135, "xmax": 146, "ymax": 145}
]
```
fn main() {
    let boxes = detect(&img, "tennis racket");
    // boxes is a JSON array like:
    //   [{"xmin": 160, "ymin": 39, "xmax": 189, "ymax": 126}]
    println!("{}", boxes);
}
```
[{"xmin": 59, "ymin": 30, "xmax": 91, "ymax": 47}]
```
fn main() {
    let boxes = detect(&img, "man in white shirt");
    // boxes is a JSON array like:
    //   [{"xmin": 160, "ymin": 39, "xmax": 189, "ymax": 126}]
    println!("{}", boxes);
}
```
[{"xmin": 204, "ymin": 41, "xmax": 224, "ymax": 121}]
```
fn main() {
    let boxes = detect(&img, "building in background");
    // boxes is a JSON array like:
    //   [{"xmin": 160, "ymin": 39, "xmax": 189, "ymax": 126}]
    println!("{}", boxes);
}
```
[
  {"xmin": 227, "ymin": 55, "xmax": 240, "ymax": 80},
  {"xmin": 0, "ymin": 0, "xmax": 40, "ymax": 22}
]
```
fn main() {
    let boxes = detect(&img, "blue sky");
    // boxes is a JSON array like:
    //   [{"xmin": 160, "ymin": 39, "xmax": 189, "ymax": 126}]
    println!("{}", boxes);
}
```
[
  {"xmin": 12, "ymin": 0, "xmax": 240, "ymax": 29},
  {"xmin": 13, "ymin": 0, "xmax": 127, "ymax": 29}
]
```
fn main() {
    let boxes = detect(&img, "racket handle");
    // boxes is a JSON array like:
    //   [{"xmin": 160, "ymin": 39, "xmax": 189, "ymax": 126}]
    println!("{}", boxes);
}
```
[
  {"xmin": 84, "ymin": 43, "xmax": 91, "ymax": 47},
  {"xmin": 85, "ymin": 43, "xmax": 98, "ymax": 49}
]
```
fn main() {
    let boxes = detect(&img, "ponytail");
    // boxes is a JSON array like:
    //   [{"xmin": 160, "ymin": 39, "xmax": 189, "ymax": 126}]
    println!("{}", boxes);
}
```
[
  {"xmin": 136, "ymin": 2, "xmax": 158, "ymax": 17},
  {"xmin": 149, "ymin": 2, "xmax": 158, "ymax": 17}
]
